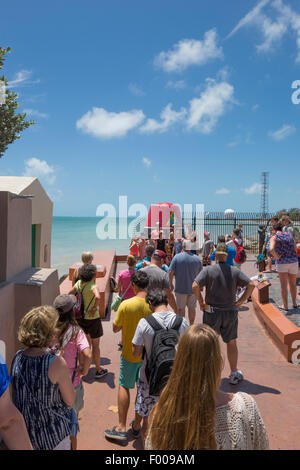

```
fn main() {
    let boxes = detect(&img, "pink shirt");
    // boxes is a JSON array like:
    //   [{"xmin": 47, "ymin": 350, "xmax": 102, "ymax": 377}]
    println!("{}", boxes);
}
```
[
  {"xmin": 118, "ymin": 269, "xmax": 135, "ymax": 299},
  {"xmin": 63, "ymin": 329, "xmax": 89, "ymax": 387}
]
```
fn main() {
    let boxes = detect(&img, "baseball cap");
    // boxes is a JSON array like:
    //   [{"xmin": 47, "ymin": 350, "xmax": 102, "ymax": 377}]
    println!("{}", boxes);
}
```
[
  {"xmin": 53, "ymin": 294, "xmax": 77, "ymax": 313},
  {"xmin": 204, "ymin": 232, "xmax": 210, "ymax": 237},
  {"xmin": 215, "ymin": 243, "xmax": 228, "ymax": 255},
  {"xmin": 153, "ymin": 249, "xmax": 167, "ymax": 259}
]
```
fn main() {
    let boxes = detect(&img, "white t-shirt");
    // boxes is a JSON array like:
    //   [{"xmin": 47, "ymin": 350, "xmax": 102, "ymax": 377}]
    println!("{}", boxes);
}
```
[{"xmin": 132, "ymin": 311, "xmax": 189, "ymax": 384}]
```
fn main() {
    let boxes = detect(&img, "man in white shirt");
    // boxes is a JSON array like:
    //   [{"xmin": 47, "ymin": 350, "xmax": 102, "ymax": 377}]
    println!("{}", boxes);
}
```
[{"xmin": 131, "ymin": 288, "xmax": 189, "ymax": 446}]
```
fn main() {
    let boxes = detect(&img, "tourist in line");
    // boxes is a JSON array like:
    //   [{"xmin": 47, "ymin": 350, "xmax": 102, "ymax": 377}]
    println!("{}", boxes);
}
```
[
  {"xmin": 192, "ymin": 243, "xmax": 255, "ymax": 385},
  {"xmin": 210, "ymin": 236, "xmax": 236, "ymax": 267},
  {"xmin": 145, "ymin": 324, "xmax": 269, "ymax": 450},
  {"xmin": 72, "ymin": 251, "xmax": 94, "ymax": 286},
  {"xmin": 129, "ymin": 236, "xmax": 139, "ymax": 260},
  {"xmin": 281, "ymin": 215, "xmax": 300, "ymax": 242},
  {"xmin": 11, "ymin": 306, "xmax": 76, "ymax": 450},
  {"xmin": 135, "ymin": 245, "xmax": 155, "ymax": 271},
  {"xmin": 117, "ymin": 255, "xmax": 136, "ymax": 300},
  {"xmin": 141, "ymin": 251, "xmax": 178, "ymax": 313},
  {"xmin": 263, "ymin": 226, "xmax": 275, "ymax": 273},
  {"xmin": 138, "ymin": 235, "xmax": 147, "ymax": 260},
  {"xmin": 104, "ymin": 271, "xmax": 152, "ymax": 441},
  {"xmin": 69, "ymin": 264, "xmax": 108, "ymax": 379},
  {"xmin": 174, "ymin": 229, "xmax": 183, "ymax": 256},
  {"xmin": 169, "ymin": 239, "xmax": 202, "ymax": 325},
  {"xmin": 116, "ymin": 254, "xmax": 136, "ymax": 350},
  {"xmin": 155, "ymin": 231, "xmax": 166, "ymax": 253},
  {"xmin": 132, "ymin": 288, "xmax": 189, "ymax": 447},
  {"xmin": 53, "ymin": 294, "xmax": 92, "ymax": 450},
  {"xmin": 269, "ymin": 222, "xmax": 299, "ymax": 311},
  {"xmin": 227, "ymin": 229, "xmax": 245, "ymax": 269},
  {"xmin": 202, "ymin": 232, "xmax": 215, "ymax": 267},
  {"xmin": 0, "ymin": 354, "xmax": 33, "ymax": 450}
]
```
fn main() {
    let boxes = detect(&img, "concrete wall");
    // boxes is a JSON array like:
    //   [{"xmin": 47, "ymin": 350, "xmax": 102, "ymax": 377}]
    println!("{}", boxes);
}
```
[
  {"xmin": 21, "ymin": 179, "xmax": 53, "ymax": 269},
  {"xmin": 0, "ymin": 282, "xmax": 16, "ymax": 369},
  {"xmin": 0, "ymin": 192, "xmax": 32, "ymax": 282}
]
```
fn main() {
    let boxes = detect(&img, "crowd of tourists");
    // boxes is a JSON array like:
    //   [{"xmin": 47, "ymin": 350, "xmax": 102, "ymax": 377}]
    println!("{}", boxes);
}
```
[{"xmin": 0, "ymin": 216, "xmax": 299, "ymax": 451}]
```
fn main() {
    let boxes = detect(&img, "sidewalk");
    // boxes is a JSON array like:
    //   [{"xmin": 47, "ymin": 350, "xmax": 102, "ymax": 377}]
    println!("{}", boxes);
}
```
[{"xmin": 77, "ymin": 260, "xmax": 300, "ymax": 450}]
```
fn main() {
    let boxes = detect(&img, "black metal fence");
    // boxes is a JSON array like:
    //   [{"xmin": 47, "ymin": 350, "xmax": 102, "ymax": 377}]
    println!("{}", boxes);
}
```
[{"xmin": 183, "ymin": 212, "xmax": 300, "ymax": 254}]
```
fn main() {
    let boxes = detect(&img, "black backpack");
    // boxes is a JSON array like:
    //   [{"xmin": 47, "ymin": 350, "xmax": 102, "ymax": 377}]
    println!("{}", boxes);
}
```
[{"xmin": 145, "ymin": 314, "xmax": 183, "ymax": 397}]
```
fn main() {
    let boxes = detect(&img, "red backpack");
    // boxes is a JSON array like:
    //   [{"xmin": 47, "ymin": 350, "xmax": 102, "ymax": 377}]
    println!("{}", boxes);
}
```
[{"xmin": 233, "ymin": 240, "xmax": 247, "ymax": 264}]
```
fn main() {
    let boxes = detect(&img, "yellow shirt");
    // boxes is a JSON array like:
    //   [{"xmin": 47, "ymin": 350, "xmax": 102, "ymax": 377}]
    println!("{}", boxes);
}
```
[
  {"xmin": 74, "ymin": 280, "xmax": 100, "ymax": 320},
  {"xmin": 114, "ymin": 296, "xmax": 152, "ymax": 363}
]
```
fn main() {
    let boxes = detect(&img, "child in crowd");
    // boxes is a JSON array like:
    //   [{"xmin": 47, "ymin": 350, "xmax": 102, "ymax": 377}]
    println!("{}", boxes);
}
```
[{"xmin": 53, "ymin": 294, "xmax": 92, "ymax": 450}]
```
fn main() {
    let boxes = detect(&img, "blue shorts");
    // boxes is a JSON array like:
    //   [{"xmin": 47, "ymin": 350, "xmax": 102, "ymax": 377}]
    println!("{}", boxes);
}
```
[{"xmin": 119, "ymin": 355, "xmax": 142, "ymax": 389}]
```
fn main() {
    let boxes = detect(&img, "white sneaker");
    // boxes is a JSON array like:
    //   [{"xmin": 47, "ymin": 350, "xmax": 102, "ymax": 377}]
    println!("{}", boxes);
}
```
[{"xmin": 229, "ymin": 370, "xmax": 244, "ymax": 385}]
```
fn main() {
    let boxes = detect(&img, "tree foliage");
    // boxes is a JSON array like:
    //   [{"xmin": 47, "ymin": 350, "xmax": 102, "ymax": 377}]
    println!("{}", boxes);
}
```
[
  {"xmin": 277, "ymin": 208, "xmax": 300, "ymax": 221},
  {"xmin": 0, "ymin": 46, "xmax": 34, "ymax": 158}
]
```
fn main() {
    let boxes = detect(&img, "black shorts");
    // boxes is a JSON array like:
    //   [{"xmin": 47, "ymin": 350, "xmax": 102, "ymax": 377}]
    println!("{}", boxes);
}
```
[
  {"xmin": 203, "ymin": 309, "xmax": 238, "ymax": 343},
  {"xmin": 77, "ymin": 317, "xmax": 103, "ymax": 339}
]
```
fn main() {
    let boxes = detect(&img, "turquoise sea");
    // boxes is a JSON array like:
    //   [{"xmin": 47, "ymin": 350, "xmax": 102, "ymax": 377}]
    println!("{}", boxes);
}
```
[{"xmin": 51, "ymin": 216, "xmax": 141, "ymax": 278}]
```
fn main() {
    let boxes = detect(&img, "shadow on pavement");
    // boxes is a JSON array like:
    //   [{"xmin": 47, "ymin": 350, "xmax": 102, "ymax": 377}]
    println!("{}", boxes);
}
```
[
  {"xmin": 220, "ymin": 378, "xmax": 281, "ymax": 396},
  {"xmin": 83, "ymin": 367, "xmax": 116, "ymax": 389}
]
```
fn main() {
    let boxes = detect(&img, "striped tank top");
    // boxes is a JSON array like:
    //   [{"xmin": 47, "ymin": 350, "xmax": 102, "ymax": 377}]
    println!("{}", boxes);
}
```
[{"xmin": 11, "ymin": 350, "xmax": 72, "ymax": 450}]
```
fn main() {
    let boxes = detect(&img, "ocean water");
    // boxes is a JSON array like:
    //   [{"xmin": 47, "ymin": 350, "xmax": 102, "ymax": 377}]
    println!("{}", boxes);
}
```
[
  {"xmin": 51, "ymin": 216, "xmax": 262, "ymax": 278},
  {"xmin": 51, "ymin": 216, "xmax": 141, "ymax": 278}
]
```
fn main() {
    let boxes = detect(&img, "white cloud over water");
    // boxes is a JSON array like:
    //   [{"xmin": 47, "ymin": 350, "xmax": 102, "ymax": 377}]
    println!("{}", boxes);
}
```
[
  {"xmin": 154, "ymin": 29, "xmax": 223, "ymax": 72},
  {"xmin": 76, "ymin": 107, "xmax": 145, "ymax": 139}
]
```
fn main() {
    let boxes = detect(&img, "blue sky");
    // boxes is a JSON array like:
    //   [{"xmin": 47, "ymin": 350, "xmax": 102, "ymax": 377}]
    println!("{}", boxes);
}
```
[{"xmin": 1, "ymin": 0, "xmax": 300, "ymax": 216}]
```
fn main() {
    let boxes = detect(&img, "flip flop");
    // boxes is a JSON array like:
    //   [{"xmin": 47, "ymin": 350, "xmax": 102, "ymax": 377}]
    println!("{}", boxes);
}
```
[{"xmin": 279, "ymin": 305, "xmax": 289, "ymax": 312}]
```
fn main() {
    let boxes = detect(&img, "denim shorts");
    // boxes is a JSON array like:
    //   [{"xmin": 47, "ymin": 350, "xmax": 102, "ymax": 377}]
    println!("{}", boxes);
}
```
[{"xmin": 119, "ymin": 355, "xmax": 142, "ymax": 389}]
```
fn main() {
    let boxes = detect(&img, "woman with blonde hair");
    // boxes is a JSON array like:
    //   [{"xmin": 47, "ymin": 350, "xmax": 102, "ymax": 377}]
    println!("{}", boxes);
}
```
[
  {"xmin": 72, "ymin": 252, "xmax": 94, "ymax": 286},
  {"xmin": 11, "ymin": 306, "xmax": 76, "ymax": 450},
  {"xmin": 146, "ymin": 324, "xmax": 268, "ymax": 450}
]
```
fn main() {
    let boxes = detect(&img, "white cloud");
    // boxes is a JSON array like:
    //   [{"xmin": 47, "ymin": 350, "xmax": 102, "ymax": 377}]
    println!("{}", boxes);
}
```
[
  {"xmin": 187, "ymin": 79, "xmax": 235, "ymax": 134},
  {"xmin": 23, "ymin": 109, "xmax": 49, "ymax": 119},
  {"xmin": 252, "ymin": 104, "xmax": 260, "ymax": 111},
  {"xmin": 268, "ymin": 124, "xmax": 296, "ymax": 140},
  {"xmin": 128, "ymin": 83, "xmax": 146, "ymax": 96},
  {"xmin": 228, "ymin": 0, "xmax": 300, "ymax": 61},
  {"xmin": 166, "ymin": 80, "xmax": 186, "ymax": 90},
  {"xmin": 227, "ymin": 0, "xmax": 270, "ymax": 38},
  {"xmin": 216, "ymin": 188, "xmax": 230, "ymax": 195},
  {"xmin": 142, "ymin": 157, "xmax": 151, "ymax": 168},
  {"xmin": 76, "ymin": 107, "xmax": 145, "ymax": 139},
  {"xmin": 24, "ymin": 157, "xmax": 55, "ymax": 184},
  {"xmin": 140, "ymin": 103, "xmax": 186, "ymax": 134},
  {"xmin": 154, "ymin": 29, "xmax": 223, "ymax": 72},
  {"xmin": 244, "ymin": 182, "xmax": 262, "ymax": 195},
  {"xmin": 8, "ymin": 70, "xmax": 40, "ymax": 88}
]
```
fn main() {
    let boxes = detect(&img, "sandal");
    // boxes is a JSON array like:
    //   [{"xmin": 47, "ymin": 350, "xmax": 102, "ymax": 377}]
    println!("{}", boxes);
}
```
[
  {"xmin": 104, "ymin": 426, "xmax": 127, "ymax": 441},
  {"xmin": 279, "ymin": 305, "xmax": 289, "ymax": 312},
  {"xmin": 130, "ymin": 420, "xmax": 141, "ymax": 439}
]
